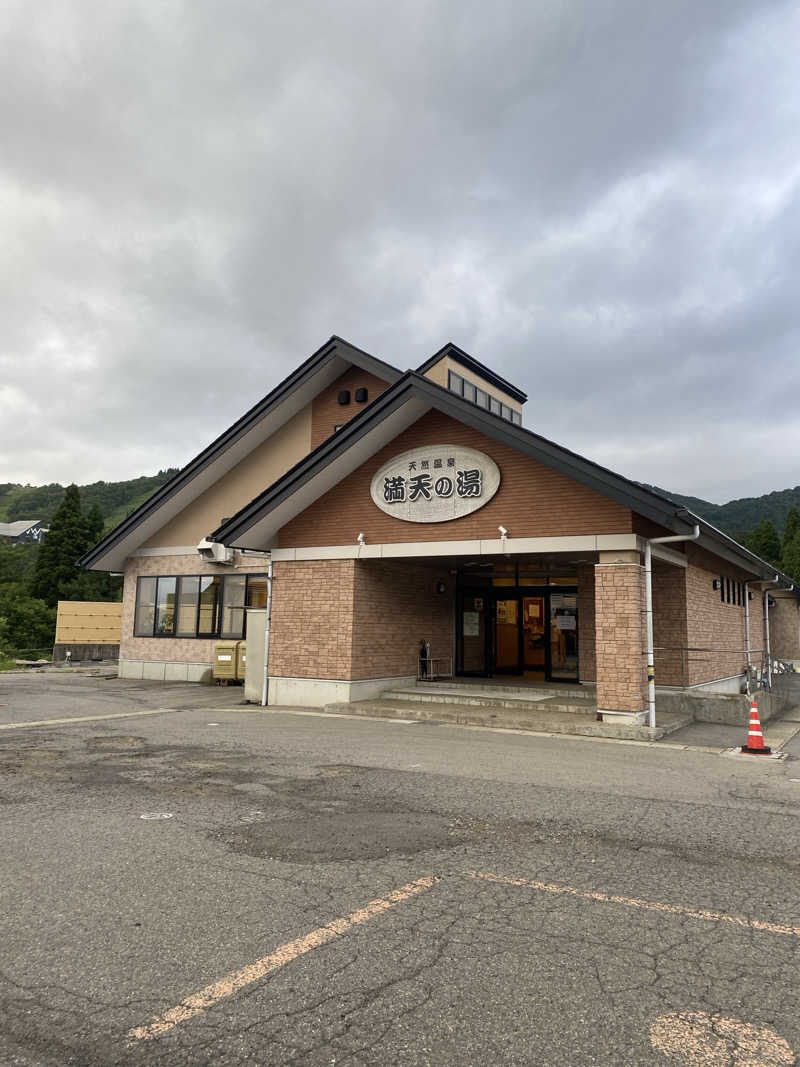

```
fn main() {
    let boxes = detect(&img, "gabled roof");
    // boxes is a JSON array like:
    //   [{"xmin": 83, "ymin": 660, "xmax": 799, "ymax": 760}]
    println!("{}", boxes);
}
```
[
  {"xmin": 0, "ymin": 520, "xmax": 41, "ymax": 537},
  {"xmin": 210, "ymin": 371, "xmax": 791, "ymax": 584},
  {"xmin": 416, "ymin": 342, "xmax": 528, "ymax": 404},
  {"xmin": 80, "ymin": 336, "xmax": 402, "ymax": 571}
]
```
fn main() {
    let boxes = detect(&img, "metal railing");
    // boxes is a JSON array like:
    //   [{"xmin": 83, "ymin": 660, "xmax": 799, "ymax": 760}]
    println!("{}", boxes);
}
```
[
  {"xmin": 418, "ymin": 656, "xmax": 453, "ymax": 681},
  {"xmin": 652, "ymin": 647, "xmax": 765, "ymax": 692}
]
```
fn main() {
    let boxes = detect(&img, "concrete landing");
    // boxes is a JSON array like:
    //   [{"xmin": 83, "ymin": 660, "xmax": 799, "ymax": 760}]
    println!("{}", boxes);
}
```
[{"xmin": 322, "ymin": 696, "xmax": 693, "ymax": 741}]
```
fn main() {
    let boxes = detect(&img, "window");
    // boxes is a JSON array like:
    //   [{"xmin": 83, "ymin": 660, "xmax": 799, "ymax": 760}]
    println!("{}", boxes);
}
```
[
  {"xmin": 448, "ymin": 370, "xmax": 465, "ymax": 395},
  {"xmin": 134, "ymin": 573, "xmax": 267, "ymax": 639},
  {"xmin": 176, "ymin": 577, "xmax": 200, "ymax": 636},
  {"xmin": 220, "ymin": 575, "xmax": 246, "ymax": 638},
  {"xmin": 154, "ymin": 577, "xmax": 176, "ymax": 634},
  {"xmin": 198, "ymin": 576, "xmax": 221, "ymax": 635},
  {"xmin": 134, "ymin": 577, "xmax": 157, "ymax": 636},
  {"xmin": 447, "ymin": 370, "xmax": 520, "ymax": 424}
]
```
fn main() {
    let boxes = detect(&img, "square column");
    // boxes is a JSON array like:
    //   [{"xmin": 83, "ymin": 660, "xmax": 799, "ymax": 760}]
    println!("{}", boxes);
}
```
[{"xmin": 594, "ymin": 552, "xmax": 648, "ymax": 720}]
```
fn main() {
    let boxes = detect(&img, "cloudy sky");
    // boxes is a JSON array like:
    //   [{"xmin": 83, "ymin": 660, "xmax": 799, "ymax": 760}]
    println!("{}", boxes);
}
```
[{"xmin": 3, "ymin": 0, "xmax": 800, "ymax": 503}]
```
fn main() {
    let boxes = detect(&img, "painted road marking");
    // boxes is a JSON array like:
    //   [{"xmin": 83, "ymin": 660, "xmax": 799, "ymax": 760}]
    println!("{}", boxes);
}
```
[
  {"xmin": 0, "ymin": 708, "xmax": 192, "ymax": 730},
  {"xmin": 469, "ymin": 871, "xmax": 800, "ymax": 938},
  {"xmin": 128, "ymin": 875, "xmax": 439, "ymax": 1043},
  {"xmin": 650, "ymin": 1011, "xmax": 794, "ymax": 1065}
]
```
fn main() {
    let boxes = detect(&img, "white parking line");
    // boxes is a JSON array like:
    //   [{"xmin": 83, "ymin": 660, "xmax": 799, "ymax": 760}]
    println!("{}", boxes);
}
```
[
  {"xmin": 0, "ymin": 708, "xmax": 190, "ymax": 730},
  {"xmin": 128, "ymin": 875, "xmax": 440, "ymax": 1042},
  {"xmin": 469, "ymin": 871, "xmax": 800, "ymax": 938}
]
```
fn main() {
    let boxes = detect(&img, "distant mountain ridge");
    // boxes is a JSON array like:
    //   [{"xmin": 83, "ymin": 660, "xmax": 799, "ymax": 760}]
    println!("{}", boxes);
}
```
[
  {"xmin": 0, "ymin": 470, "xmax": 179, "ymax": 533},
  {"xmin": 1, "ymin": 469, "xmax": 798, "ymax": 542},
  {"xmin": 641, "ymin": 484, "xmax": 800, "ymax": 537}
]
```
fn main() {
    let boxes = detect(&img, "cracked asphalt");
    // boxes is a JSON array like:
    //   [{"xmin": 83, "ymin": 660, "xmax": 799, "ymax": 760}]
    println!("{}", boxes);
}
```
[{"xmin": 1, "ymin": 674, "xmax": 799, "ymax": 1066}]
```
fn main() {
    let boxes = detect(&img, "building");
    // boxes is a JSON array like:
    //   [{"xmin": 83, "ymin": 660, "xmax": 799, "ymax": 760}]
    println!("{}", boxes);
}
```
[
  {"xmin": 0, "ymin": 519, "xmax": 45, "ymax": 544},
  {"xmin": 80, "ymin": 336, "xmax": 800, "ymax": 723}
]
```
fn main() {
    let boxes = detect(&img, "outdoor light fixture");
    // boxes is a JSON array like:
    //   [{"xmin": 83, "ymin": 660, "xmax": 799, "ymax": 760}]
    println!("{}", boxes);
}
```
[
  {"xmin": 357, "ymin": 532, "xmax": 366, "ymax": 546},
  {"xmin": 436, "ymin": 581, "xmax": 446, "ymax": 594},
  {"xmin": 712, "ymin": 579, "xmax": 722, "ymax": 590},
  {"xmin": 748, "ymin": 591, "xmax": 755, "ymax": 600},
  {"xmin": 498, "ymin": 525, "xmax": 508, "ymax": 538}
]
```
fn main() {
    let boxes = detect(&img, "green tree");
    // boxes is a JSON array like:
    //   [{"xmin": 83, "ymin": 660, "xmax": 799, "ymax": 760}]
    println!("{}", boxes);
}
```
[
  {"xmin": 783, "ymin": 507, "xmax": 800, "ymax": 550},
  {"xmin": 743, "ymin": 519, "xmax": 782, "ymax": 568},
  {"xmin": 86, "ymin": 502, "xmax": 105, "ymax": 544},
  {"xmin": 783, "ymin": 531, "xmax": 800, "ymax": 583},
  {"xmin": 29, "ymin": 485, "xmax": 91, "ymax": 607},
  {"xmin": 0, "ymin": 584, "xmax": 56, "ymax": 654}
]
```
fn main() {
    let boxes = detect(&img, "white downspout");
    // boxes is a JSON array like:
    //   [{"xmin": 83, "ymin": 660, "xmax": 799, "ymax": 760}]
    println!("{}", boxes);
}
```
[
  {"xmin": 644, "ymin": 524, "xmax": 701, "ymax": 730},
  {"xmin": 261, "ymin": 557, "xmax": 273, "ymax": 707},
  {"xmin": 744, "ymin": 581, "xmax": 751, "ymax": 693},
  {"xmin": 763, "ymin": 575, "xmax": 780, "ymax": 688}
]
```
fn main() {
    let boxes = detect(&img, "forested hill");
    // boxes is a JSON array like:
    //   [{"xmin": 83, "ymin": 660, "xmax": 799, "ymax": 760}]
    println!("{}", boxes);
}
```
[
  {"xmin": 641, "ymin": 484, "xmax": 800, "ymax": 537},
  {"xmin": 0, "ymin": 470, "xmax": 179, "ymax": 533},
  {"xmin": 2, "ymin": 469, "xmax": 799, "ymax": 542}
]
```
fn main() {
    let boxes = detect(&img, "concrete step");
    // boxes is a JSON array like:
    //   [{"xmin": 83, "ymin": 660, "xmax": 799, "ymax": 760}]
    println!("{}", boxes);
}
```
[
  {"xmin": 322, "ymin": 698, "xmax": 693, "ymax": 742},
  {"xmin": 382, "ymin": 687, "xmax": 596, "ymax": 714},
  {"xmin": 415, "ymin": 682, "xmax": 589, "ymax": 699}
]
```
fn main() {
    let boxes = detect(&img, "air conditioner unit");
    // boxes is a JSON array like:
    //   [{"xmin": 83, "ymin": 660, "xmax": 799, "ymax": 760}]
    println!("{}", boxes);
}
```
[{"xmin": 196, "ymin": 539, "xmax": 235, "ymax": 565}]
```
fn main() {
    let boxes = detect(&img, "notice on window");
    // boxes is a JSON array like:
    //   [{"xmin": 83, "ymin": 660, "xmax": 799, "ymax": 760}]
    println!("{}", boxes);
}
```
[
  {"xmin": 463, "ymin": 611, "xmax": 480, "ymax": 636},
  {"xmin": 556, "ymin": 615, "xmax": 576, "ymax": 630}
]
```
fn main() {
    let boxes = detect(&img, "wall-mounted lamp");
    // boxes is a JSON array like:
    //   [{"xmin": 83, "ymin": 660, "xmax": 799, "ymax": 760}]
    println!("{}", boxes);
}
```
[
  {"xmin": 748, "ymin": 591, "xmax": 755, "ymax": 600},
  {"xmin": 712, "ymin": 578, "xmax": 722, "ymax": 590},
  {"xmin": 435, "ymin": 581, "xmax": 446, "ymax": 594},
  {"xmin": 498, "ymin": 525, "xmax": 508, "ymax": 538},
  {"xmin": 357, "ymin": 532, "xmax": 366, "ymax": 546}
]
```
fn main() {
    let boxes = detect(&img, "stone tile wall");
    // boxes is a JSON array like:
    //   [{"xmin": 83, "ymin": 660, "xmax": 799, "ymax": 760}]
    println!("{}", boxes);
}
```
[
  {"xmin": 594, "ymin": 563, "xmax": 647, "ymax": 712},
  {"xmin": 120, "ymin": 552, "xmax": 269, "ymax": 665}
]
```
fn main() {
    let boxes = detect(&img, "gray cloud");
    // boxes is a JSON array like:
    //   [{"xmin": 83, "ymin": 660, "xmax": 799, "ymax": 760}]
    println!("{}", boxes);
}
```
[{"xmin": 2, "ymin": 0, "xmax": 799, "ymax": 503}]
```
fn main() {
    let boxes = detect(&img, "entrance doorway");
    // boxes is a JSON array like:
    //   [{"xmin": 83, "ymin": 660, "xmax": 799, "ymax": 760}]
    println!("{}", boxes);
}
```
[{"xmin": 457, "ymin": 588, "xmax": 579, "ymax": 682}]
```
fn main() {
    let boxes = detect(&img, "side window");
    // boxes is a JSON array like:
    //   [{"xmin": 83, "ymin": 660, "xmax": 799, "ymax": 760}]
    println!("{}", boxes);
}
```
[{"xmin": 134, "ymin": 577, "xmax": 157, "ymax": 636}]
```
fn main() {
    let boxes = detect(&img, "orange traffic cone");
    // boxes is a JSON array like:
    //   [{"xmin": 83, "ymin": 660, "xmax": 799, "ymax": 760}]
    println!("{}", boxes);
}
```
[{"xmin": 741, "ymin": 699, "xmax": 771, "ymax": 755}]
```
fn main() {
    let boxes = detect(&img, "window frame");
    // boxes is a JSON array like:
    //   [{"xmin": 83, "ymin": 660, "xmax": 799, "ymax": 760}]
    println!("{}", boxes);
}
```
[{"xmin": 133, "ymin": 572, "xmax": 267, "ymax": 639}]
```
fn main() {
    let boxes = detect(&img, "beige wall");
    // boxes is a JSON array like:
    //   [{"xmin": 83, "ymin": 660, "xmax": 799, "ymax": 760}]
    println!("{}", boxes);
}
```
[
  {"xmin": 120, "ymin": 552, "xmax": 268, "ymax": 664},
  {"xmin": 422, "ymin": 356, "xmax": 523, "ymax": 415},
  {"xmin": 55, "ymin": 601, "xmax": 122, "ymax": 644},
  {"xmin": 142, "ymin": 405, "xmax": 312, "ymax": 548}
]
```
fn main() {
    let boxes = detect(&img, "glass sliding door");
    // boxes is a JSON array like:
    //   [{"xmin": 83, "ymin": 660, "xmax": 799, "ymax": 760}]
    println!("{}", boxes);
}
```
[
  {"xmin": 460, "ymin": 595, "xmax": 487, "ymax": 674},
  {"xmin": 550, "ymin": 593, "xmax": 578, "ymax": 680},
  {"xmin": 495, "ymin": 599, "xmax": 520, "ymax": 671},
  {"xmin": 522, "ymin": 596, "xmax": 546, "ymax": 678}
]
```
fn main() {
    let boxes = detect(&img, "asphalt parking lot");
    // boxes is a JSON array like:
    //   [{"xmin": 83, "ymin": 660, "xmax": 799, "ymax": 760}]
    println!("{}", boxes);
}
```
[{"xmin": 1, "ymin": 672, "xmax": 799, "ymax": 1065}]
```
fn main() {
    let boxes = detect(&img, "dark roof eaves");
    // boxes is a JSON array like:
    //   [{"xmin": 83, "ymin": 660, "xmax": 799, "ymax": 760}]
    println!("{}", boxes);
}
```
[
  {"xmin": 211, "ymin": 374, "xmax": 419, "ymax": 543},
  {"xmin": 79, "ymin": 336, "xmax": 402, "ymax": 568},
  {"xmin": 214, "ymin": 372, "xmax": 800, "ymax": 589},
  {"xmin": 416, "ymin": 343, "xmax": 528, "ymax": 403}
]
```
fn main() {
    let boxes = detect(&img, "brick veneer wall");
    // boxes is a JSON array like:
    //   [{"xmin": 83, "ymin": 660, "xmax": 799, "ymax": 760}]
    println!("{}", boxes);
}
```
[
  {"xmin": 268, "ymin": 558, "xmax": 454, "ymax": 681},
  {"xmin": 279, "ymin": 410, "xmax": 633, "ymax": 547},
  {"xmin": 121, "ymin": 552, "xmax": 268, "ymax": 663},
  {"xmin": 594, "ymin": 563, "xmax": 647, "ymax": 712},
  {"xmin": 652, "ymin": 561, "xmax": 688, "ymax": 686},
  {"xmin": 684, "ymin": 545, "xmax": 763, "ymax": 685},
  {"xmin": 769, "ymin": 593, "xmax": 800, "ymax": 659},
  {"xmin": 351, "ymin": 561, "xmax": 454, "ymax": 679},
  {"xmin": 311, "ymin": 368, "xmax": 391, "ymax": 449},
  {"xmin": 577, "ymin": 564, "xmax": 596, "ymax": 682},
  {"xmin": 269, "ymin": 559, "xmax": 356, "ymax": 679}
]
